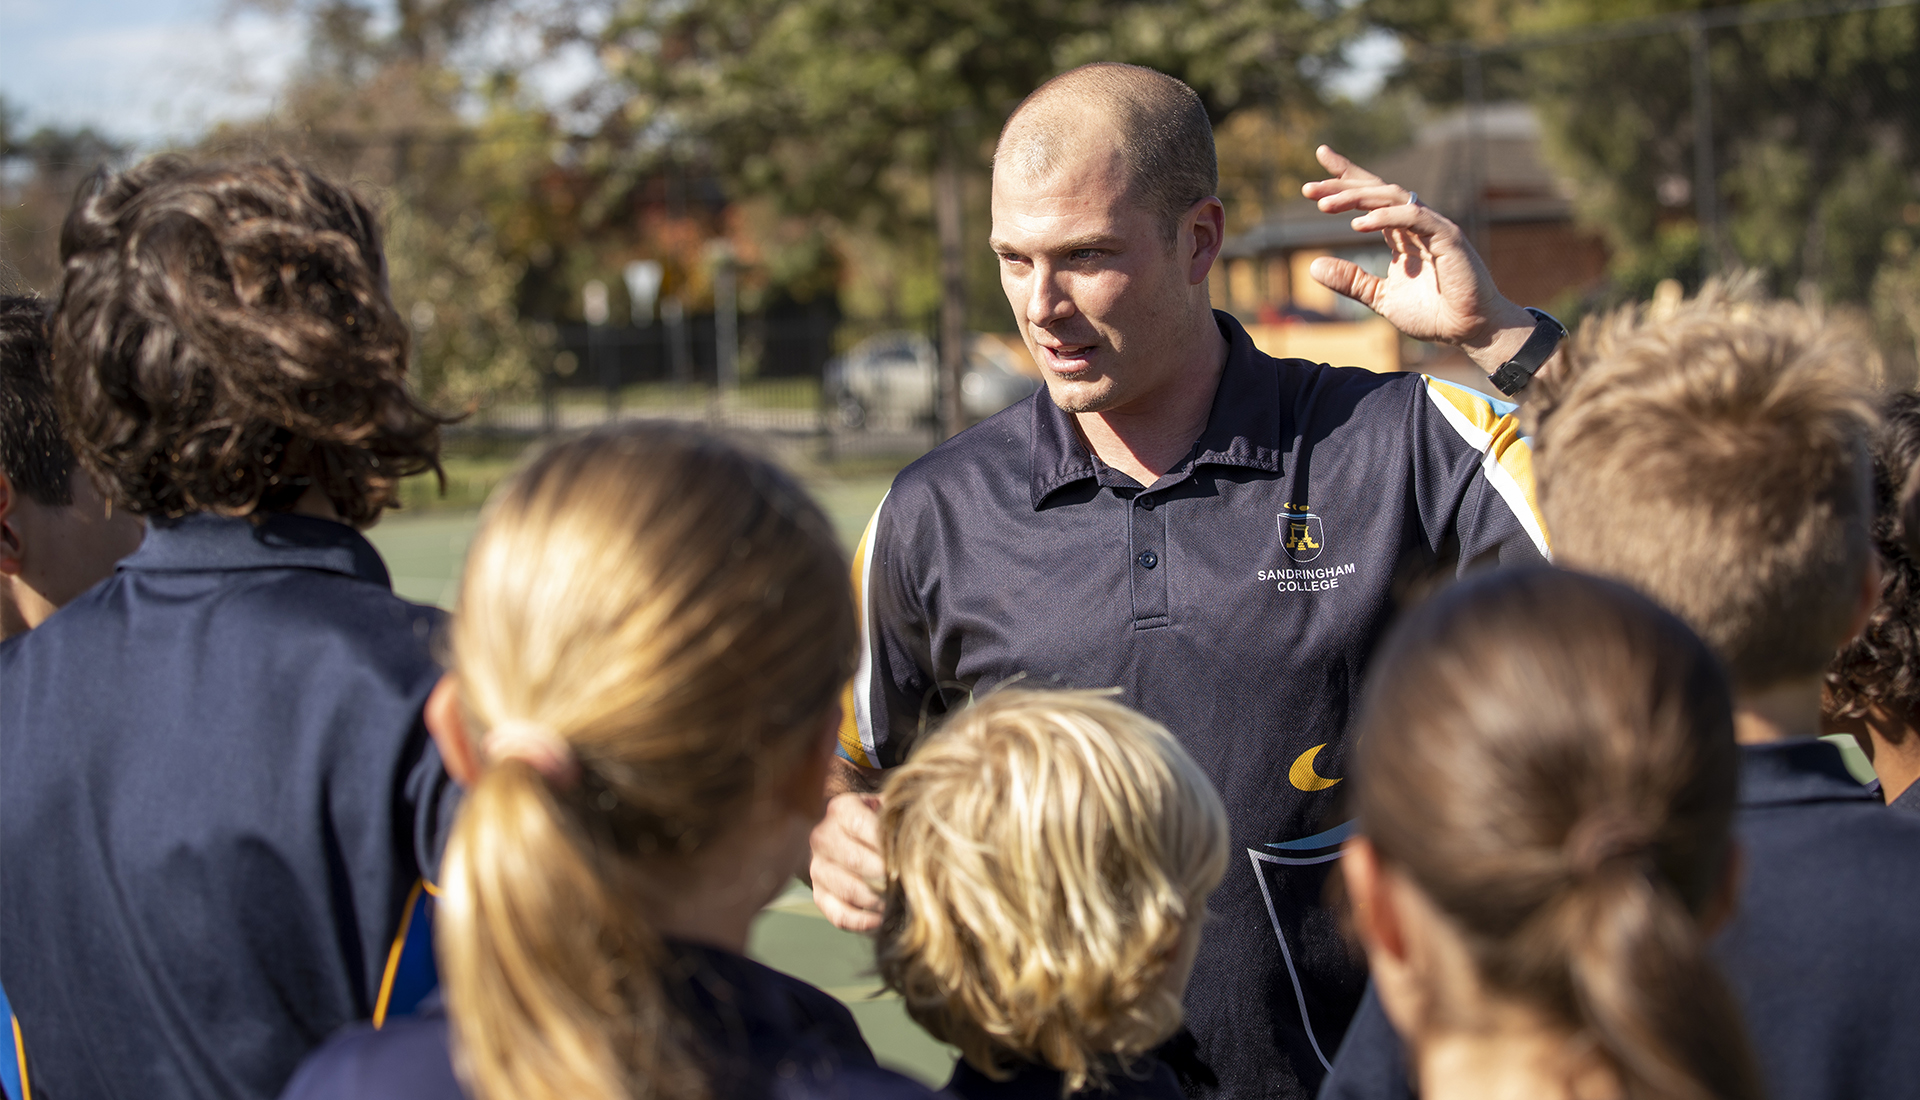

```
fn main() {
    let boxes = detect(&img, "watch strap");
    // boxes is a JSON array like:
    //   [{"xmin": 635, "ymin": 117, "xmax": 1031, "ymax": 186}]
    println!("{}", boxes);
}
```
[{"xmin": 1486, "ymin": 308, "xmax": 1568, "ymax": 397}]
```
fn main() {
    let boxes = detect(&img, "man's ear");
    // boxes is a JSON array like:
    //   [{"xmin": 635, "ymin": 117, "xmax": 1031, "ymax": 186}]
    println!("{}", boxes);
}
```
[
  {"xmin": 424, "ymin": 674, "xmax": 480, "ymax": 787},
  {"xmin": 1185, "ymin": 196, "xmax": 1227, "ymax": 287},
  {"xmin": 0, "ymin": 469, "xmax": 23, "ymax": 577}
]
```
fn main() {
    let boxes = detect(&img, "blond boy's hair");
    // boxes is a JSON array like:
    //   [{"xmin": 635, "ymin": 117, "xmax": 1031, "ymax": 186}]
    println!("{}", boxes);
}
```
[
  {"xmin": 876, "ymin": 689, "xmax": 1229, "ymax": 1091},
  {"xmin": 1528, "ymin": 281, "xmax": 1880, "ymax": 691}
]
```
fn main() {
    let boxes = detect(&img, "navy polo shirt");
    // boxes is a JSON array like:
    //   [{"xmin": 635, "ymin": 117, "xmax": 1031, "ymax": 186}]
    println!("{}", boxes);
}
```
[
  {"xmin": 943, "ymin": 1056, "xmax": 1185, "ymax": 1100},
  {"xmin": 279, "ymin": 941, "xmax": 935, "ymax": 1100},
  {"xmin": 1318, "ymin": 739, "xmax": 1920, "ymax": 1100},
  {"xmin": 0, "ymin": 513, "xmax": 459, "ymax": 1100},
  {"xmin": 842, "ymin": 312, "xmax": 1548, "ymax": 1100}
]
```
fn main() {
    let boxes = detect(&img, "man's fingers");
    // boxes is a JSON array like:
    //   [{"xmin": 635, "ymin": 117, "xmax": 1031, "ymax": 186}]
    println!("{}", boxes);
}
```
[
  {"xmin": 1313, "ymin": 144, "xmax": 1380, "ymax": 183},
  {"xmin": 1310, "ymin": 256, "xmax": 1383, "ymax": 308},
  {"xmin": 1347, "ymin": 202, "xmax": 1453, "ymax": 238},
  {"xmin": 809, "ymin": 851, "xmax": 886, "ymax": 917},
  {"xmin": 1311, "ymin": 182, "xmax": 1416, "ymax": 215},
  {"xmin": 812, "ymin": 880, "xmax": 884, "ymax": 934},
  {"xmin": 821, "ymin": 791, "xmax": 884, "ymax": 854}
]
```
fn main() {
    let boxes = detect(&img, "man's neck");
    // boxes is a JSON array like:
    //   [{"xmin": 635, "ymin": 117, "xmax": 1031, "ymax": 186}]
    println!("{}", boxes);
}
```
[
  {"xmin": 1734, "ymin": 677, "xmax": 1824, "ymax": 744},
  {"xmin": 1074, "ymin": 318, "xmax": 1228, "ymax": 487}
]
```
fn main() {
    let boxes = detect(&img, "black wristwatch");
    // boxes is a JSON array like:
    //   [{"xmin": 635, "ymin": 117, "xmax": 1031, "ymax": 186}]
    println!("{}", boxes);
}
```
[{"xmin": 1486, "ymin": 308, "xmax": 1568, "ymax": 397}]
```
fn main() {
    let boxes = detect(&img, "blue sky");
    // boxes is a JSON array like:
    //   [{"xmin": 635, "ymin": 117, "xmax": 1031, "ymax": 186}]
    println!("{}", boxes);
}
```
[{"xmin": 3, "ymin": 0, "xmax": 304, "ymax": 146}]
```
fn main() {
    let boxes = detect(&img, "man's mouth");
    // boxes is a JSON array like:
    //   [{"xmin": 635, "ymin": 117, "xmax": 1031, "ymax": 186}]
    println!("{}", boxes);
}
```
[{"xmin": 1036, "ymin": 341, "xmax": 1098, "ymax": 373}]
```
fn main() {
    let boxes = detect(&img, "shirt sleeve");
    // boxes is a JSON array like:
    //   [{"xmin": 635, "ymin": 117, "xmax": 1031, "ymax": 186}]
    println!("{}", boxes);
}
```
[
  {"xmin": 836, "ymin": 492, "xmax": 938, "ymax": 770},
  {"xmin": 1410, "ymin": 376, "xmax": 1551, "ymax": 571}
]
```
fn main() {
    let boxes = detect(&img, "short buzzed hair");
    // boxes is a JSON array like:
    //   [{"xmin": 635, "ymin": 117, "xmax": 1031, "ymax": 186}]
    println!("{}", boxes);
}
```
[
  {"xmin": 0, "ymin": 296, "xmax": 77, "ymax": 507},
  {"xmin": 1528, "ymin": 284, "xmax": 1878, "ymax": 692},
  {"xmin": 996, "ymin": 63, "xmax": 1217, "ymax": 244}
]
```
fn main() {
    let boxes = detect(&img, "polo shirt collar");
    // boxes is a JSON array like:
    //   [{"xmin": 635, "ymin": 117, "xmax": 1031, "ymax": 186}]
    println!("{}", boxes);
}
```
[
  {"xmin": 1738, "ymin": 739, "xmax": 1879, "ymax": 809},
  {"xmin": 120, "ymin": 512, "xmax": 393, "ymax": 589},
  {"xmin": 1028, "ymin": 310, "xmax": 1286, "ymax": 509}
]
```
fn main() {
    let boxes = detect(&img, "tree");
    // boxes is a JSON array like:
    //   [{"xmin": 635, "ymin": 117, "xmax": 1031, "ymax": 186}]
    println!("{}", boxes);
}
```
[
  {"xmin": 598, "ymin": 0, "xmax": 1361, "ymax": 434},
  {"xmin": 0, "ymin": 98, "xmax": 129, "ymax": 294},
  {"xmin": 1365, "ymin": 0, "xmax": 1920, "ymax": 337}
]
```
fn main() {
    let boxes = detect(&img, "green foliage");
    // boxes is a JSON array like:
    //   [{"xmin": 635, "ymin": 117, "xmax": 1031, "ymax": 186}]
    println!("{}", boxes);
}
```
[
  {"xmin": 601, "ymin": 0, "xmax": 1359, "ymax": 334},
  {"xmin": 0, "ymin": 96, "xmax": 129, "ymax": 294},
  {"xmin": 1370, "ymin": 0, "xmax": 1920, "ymax": 335},
  {"xmin": 201, "ymin": 7, "xmax": 569, "ymax": 409}
]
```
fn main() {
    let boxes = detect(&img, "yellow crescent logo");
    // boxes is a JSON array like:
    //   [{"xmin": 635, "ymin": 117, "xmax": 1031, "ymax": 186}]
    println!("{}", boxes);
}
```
[{"xmin": 1289, "ymin": 743, "xmax": 1343, "ymax": 792}]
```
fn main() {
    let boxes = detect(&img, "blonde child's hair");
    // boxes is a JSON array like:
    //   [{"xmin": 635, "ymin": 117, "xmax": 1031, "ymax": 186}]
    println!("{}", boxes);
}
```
[
  {"xmin": 875, "ymin": 689, "xmax": 1229, "ymax": 1091},
  {"xmin": 433, "ymin": 423, "xmax": 856, "ymax": 1100}
]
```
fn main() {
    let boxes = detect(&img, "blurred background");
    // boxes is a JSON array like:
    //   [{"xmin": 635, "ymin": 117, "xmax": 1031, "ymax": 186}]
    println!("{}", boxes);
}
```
[{"xmin": 5, "ymin": 0, "xmax": 1919, "ymax": 1080}]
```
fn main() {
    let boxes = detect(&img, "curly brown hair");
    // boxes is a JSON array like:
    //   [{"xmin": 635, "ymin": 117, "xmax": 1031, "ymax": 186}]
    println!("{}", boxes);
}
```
[
  {"xmin": 50, "ymin": 155, "xmax": 448, "ymax": 528},
  {"xmin": 0, "ymin": 295, "xmax": 76, "ymax": 507},
  {"xmin": 1826, "ymin": 391, "xmax": 1920, "ymax": 721}
]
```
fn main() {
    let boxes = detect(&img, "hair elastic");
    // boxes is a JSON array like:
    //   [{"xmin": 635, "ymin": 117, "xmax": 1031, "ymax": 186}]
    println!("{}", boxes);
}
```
[{"xmin": 486, "ymin": 720, "xmax": 580, "ymax": 790}]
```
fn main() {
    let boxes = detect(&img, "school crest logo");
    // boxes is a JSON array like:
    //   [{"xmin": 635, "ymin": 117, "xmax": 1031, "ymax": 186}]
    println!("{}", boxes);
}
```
[{"xmin": 1279, "ymin": 511, "xmax": 1324, "ymax": 563}]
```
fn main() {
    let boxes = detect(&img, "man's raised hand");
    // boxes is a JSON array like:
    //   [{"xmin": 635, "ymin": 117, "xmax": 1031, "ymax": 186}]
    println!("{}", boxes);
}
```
[
  {"xmin": 808, "ymin": 791, "xmax": 888, "ymax": 933},
  {"xmin": 1302, "ymin": 145, "xmax": 1537, "ymax": 373}
]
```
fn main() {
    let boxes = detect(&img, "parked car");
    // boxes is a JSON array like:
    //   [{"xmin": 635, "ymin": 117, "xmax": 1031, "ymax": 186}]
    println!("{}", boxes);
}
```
[{"xmin": 826, "ymin": 331, "xmax": 1041, "ymax": 430}]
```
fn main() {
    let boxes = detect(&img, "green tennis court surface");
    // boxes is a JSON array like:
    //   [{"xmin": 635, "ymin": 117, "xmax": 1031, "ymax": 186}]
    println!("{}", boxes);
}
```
[{"xmin": 366, "ymin": 467, "xmax": 958, "ymax": 1084}]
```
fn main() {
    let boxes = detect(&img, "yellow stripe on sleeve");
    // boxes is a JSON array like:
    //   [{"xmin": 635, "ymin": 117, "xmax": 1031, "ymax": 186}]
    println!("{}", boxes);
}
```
[
  {"xmin": 838, "ymin": 504, "xmax": 882, "ymax": 769},
  {"xmin": 1421, "ymin": 377, "xmax": 1552, "ymax": 557}
]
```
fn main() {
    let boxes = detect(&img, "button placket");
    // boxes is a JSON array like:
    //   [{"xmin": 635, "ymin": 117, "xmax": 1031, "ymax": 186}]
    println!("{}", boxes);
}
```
[{"xmin": 1128, "ymin": 492, "xmax": 1170, "ymax": 629}]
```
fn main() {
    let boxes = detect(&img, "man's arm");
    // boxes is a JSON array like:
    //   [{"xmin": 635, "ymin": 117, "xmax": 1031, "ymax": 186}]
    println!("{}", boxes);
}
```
[
  {"xmin": 804, "ymin": 498, "xmax": 905, "ymax": 933},
  {"xmin": 1302, "ymin": 146, "xmax": 1562, "ymax": 396}
]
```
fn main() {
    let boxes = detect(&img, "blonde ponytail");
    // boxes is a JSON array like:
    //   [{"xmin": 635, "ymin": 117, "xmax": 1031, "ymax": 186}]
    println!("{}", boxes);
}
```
[
  {"xmin": 1353, "ymin": 569, "xmax": 1763, "ymax": 1100},
  {"xmin": 438, "ymin": 761, "xmax": 702, "ymax": 1100},
  {"xmin": 433, "ymin": 424, "xmax": 857, "ymax": 1100}
]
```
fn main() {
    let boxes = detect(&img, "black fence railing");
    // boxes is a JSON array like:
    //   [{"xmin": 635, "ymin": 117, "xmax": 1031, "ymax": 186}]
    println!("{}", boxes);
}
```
[{"xmin": 548, "ymin": 307, "xmax": 839, "ymax": 390}]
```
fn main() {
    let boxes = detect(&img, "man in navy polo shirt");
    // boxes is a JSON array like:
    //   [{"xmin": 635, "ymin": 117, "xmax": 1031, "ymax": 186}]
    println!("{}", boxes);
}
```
[
  {"xmin": 807, "ymin": 64, "xmax": 1565, "ymax": 1100},
  {"xmin": 0, "ymin": 157, "xmax": 456, "ymax": 1100}
]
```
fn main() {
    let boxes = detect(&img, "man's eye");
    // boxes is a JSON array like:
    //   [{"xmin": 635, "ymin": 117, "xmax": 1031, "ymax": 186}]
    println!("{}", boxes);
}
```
[
  {"xmin": 1069, "ymin": 249, "xmax": 1104, "ymax": 262},
  {"xmin": 998, "ymin": 252, "xmax": 1027, "ymax": 265}
]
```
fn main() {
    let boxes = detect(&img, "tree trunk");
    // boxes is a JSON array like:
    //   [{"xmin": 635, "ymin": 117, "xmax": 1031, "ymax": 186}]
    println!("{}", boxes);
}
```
[{"xmin": 935, "ymin": 132, "xmax": 968, "ymax": 441}]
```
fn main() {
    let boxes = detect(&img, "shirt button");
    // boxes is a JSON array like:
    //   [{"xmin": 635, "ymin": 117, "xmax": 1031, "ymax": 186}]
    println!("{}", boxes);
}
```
[
  {"xmin": 1139, "ymin": 496, "xmax": 1156, "ymax": 510},
  {"xmin": 1138, "ymin": 550, "xmax": 1159, "ymax": 569}
]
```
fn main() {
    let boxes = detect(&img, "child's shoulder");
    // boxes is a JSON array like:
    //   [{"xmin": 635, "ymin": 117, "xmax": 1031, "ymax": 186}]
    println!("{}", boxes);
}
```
[{"xmin": 276, "ymin": 1013, "xmax": 460, "ymax": 1100}]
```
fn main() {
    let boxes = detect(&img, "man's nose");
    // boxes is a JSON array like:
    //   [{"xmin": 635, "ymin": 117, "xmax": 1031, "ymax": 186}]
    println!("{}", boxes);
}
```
[{"xmin": 1025, "ymin": 265, "xmax": 1075, "ymax": 328}]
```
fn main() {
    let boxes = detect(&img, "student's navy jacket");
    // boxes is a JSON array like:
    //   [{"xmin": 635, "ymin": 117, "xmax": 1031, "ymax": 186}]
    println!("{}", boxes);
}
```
[
  {"xmin": 943, "ymin": 1056, "xmax": 1185, "ymax": 1100},
  {"xmin": 1317, "ymin": 739, "xmax": 1920, "ymax": 1100},
  {"xmin": 0, "ymin": 513, "xmax": 459, "ymax": 1100},
  {"xmin": 279, "ymin": 941, "xmax": 935, "ymax": 1100}
]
